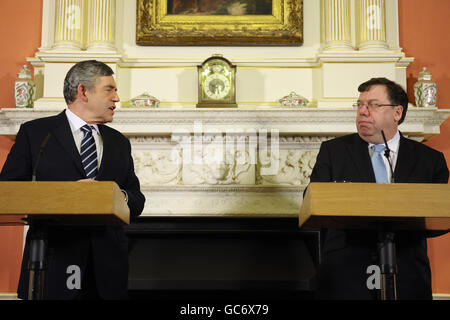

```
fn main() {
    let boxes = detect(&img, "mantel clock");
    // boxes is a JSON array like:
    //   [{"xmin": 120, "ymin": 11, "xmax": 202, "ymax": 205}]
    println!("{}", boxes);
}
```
[{"xmin": 197, "ymin": 55, "xmax": 237, "ymax": 108}]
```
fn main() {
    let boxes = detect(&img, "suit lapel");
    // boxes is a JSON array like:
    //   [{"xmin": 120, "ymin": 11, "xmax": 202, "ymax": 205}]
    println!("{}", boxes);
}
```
[
  {"xmin": 393, "ymin": 134, "xmax": 417, "ymax": 183},
  {"xmin": 97, "ymin": 124, "xmax": 110, "ymax": 178},
  {"xmin": 51, "ymin": 110, "xmax": 85, "ymax": 177},
  {"xmin": 346, "ymin": 134, "xmax": 376, "ymax": 182}
]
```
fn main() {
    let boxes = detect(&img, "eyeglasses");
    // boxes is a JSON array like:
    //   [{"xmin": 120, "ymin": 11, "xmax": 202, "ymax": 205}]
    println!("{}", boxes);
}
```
[{"xmin": 352, "ymin": 102, "xmax": 398, "ymax": 111}]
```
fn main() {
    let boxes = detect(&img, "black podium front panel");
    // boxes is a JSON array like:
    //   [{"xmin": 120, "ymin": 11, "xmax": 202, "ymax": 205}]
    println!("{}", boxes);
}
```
[{"xmin": 125, "ymin": 217, "xmax": 319, "ymax": 300}]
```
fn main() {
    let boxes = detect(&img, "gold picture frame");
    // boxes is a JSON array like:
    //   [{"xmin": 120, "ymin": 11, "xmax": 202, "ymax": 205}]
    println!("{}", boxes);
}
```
[{"xmin": 136, "ymin": 0, "xmax": 303, "ymax": 46}]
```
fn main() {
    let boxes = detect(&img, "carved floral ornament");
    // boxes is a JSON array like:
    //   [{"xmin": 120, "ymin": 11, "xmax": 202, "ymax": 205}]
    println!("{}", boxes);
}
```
[{"xmin": 131, "ymin": 131, "xmax": 321, "ymax": 187}]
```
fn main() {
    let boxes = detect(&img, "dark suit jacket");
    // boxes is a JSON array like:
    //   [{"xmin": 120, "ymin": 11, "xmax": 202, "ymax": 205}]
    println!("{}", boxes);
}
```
[
  {"xmin": 309, "ymin": 133, "xmax": 449, "ymax": 299},
  {"xmin": 0, "ymin": 110, "xmax": 145, "ymax": 299}
]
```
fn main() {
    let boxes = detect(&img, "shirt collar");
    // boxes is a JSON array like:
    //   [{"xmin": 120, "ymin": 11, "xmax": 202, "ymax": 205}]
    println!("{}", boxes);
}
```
[
  {"xmin": 369, "ymin": 130, "xmax": 400, "ymax": 154},
  {"xmin": 65, "ymin": 109, "xmax": 99, "ymax": 133}
]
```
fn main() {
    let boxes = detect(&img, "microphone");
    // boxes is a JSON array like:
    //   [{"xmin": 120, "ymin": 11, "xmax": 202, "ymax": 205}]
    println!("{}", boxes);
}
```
[
  {"xmin": 32, "ymin": 133, "xmax": 51, "ymax": 182},
  {"xmin": 381, "ymin": 130, "xmax": 394, "ymax": 183}
]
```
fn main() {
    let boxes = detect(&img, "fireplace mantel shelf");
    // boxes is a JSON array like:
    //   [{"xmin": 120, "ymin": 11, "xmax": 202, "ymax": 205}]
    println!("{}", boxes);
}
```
[{"xmin": 1, "ymin": 107, "xmax": 447, "ymax": 138}]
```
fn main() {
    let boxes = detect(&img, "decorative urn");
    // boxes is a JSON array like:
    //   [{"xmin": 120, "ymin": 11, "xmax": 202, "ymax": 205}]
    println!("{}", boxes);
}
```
[
  {"xmin": 130, "ymin": 92, "xmax": 160, "ymax": 108},
  {"xmin": 414, "ymin": 67, "xmax": 437, "ymax": 108},
  {"xmin": 279, "ymin": 92, "xmax": 309, "ymax": 108},
  {"xmin": 14, "ymin": 65, "xmax": 36, "ymax": 108}
]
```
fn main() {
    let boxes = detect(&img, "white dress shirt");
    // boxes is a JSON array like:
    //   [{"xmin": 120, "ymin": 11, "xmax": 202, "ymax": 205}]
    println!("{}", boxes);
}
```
[
  {"xmin": 65, "ymin": 109, "xmax": 128, "ymax": 202},
  {"xmin": 65, "ymin": 109, "xmax": 103, "ymax": 168}
]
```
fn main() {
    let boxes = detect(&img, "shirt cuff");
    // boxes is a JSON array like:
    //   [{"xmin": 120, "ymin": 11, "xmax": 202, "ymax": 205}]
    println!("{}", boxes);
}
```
[{"xmin": 121, "ymin": 189, "xmax": 128, "ymax": 203}]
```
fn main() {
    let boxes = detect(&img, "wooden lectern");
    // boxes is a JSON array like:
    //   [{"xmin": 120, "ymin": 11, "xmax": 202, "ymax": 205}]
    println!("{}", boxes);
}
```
[
  {"xmin": 300, "ymin": 182, "xmax": 450, "ymax": 230},
  {"xmin": 299, "ymin": 182, "xmax": 450, "ymax": 300},
  {"xmin": 0, "ymin": 181, "xmax": 130, "ymax": 300}
]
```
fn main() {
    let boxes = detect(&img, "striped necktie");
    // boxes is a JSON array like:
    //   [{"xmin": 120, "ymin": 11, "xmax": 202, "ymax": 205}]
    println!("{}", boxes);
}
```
[
  {"xmin": 371, "ymin": 144, "xmax": 388, "ymax": 183},
  {"xmin": 80, "ymin": 125, "xmax": 98, "ymax": 179}
]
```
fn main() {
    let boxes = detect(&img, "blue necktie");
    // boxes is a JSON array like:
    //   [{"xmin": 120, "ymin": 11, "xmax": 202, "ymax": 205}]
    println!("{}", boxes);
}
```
[
  {"xmin": 371, "ymin": 144, "xmax": 388, "ymax": 183},
  {"xmin": 80, "ymin": 125, "xmax": 98, "ymax": 179}
]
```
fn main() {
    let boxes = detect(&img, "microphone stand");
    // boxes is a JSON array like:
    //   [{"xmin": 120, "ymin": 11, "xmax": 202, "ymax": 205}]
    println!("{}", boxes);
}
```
[
  {"xmin": 377, "ymin": 228, "xmax": 397, "ymax": 300},
  {"xmin": 27, "ymin": 219, "xmax": 47, "ymax": 300},
  {"xmin": 377, "ymin": 131, "xmax": 398, "ymax": 300},
  {"xmin": 28, "ymin": 133, "xmax": 51, "ymax": 300}
]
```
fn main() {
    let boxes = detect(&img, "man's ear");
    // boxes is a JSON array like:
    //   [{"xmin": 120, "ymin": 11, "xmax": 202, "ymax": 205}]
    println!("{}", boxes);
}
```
[
  {"xmin": 394, "ymin": 105, "xmax": 403, "ymax": 123},
  {"xmin": 76, "ymin": 83, "xmax": 88, "ymax": 102}
]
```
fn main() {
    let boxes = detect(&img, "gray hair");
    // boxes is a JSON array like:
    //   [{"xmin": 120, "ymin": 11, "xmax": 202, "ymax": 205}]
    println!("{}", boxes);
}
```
[{"xmin": 63, "ymin": 60, "xmax": 114, "ymax": 104}]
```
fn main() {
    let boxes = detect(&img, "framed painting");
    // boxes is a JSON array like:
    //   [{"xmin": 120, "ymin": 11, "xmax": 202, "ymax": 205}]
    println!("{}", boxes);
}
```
[{"xmin": 136, "ymin": 0, "xmax": 303, "ymax": 46}]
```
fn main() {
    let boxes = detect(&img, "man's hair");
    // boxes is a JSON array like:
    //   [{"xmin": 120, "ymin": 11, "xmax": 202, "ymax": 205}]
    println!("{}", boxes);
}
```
[
  {"xmin": 63, "ymin": 60, "xmax": 114, "ymax": 104},
  {"xmin": 358, "ymin": 77, "xmax": 409, "ymax": 125}
]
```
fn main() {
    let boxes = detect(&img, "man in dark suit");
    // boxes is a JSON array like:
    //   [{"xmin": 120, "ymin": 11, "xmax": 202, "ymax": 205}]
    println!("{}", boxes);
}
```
[
  {"xmin": 309, "ymin": 77, "xmax": 449, "ymax": 299},
  {"xmin": 0, "ymin": 60, "xmax": 145, "ymax": 299}
]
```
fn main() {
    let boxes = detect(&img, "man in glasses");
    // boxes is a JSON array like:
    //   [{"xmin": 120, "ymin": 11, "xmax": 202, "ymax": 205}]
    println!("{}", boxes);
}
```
[{"xmin": 309, "ymin": 77, "xmax": 448, "ymax": 299}]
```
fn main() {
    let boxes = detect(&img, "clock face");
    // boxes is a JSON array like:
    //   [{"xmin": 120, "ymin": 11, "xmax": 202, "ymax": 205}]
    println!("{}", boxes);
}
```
[
  {"xmin": 203, "ymin": 73, "xmax": 230, "ymax": 100},
  {"xmin": 197, "ymin": 55, "xmax": 236, "ymax": 108}
]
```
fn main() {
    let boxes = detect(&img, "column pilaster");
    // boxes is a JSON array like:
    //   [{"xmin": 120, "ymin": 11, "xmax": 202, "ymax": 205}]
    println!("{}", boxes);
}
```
[
  {"xmin": 53, "ymin": 0, "xmax": 85, "ymax": 50},
  {"xmin": 323, "ymin": 0, "xmax": 353, "ymax": 51},
  {"xmin": 358, "ymin": 0, "xmax": 389, "ymax": 50},
  {"xmin": 86, "ymin": 0, "xmax": 116, "ymax": 52}
]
